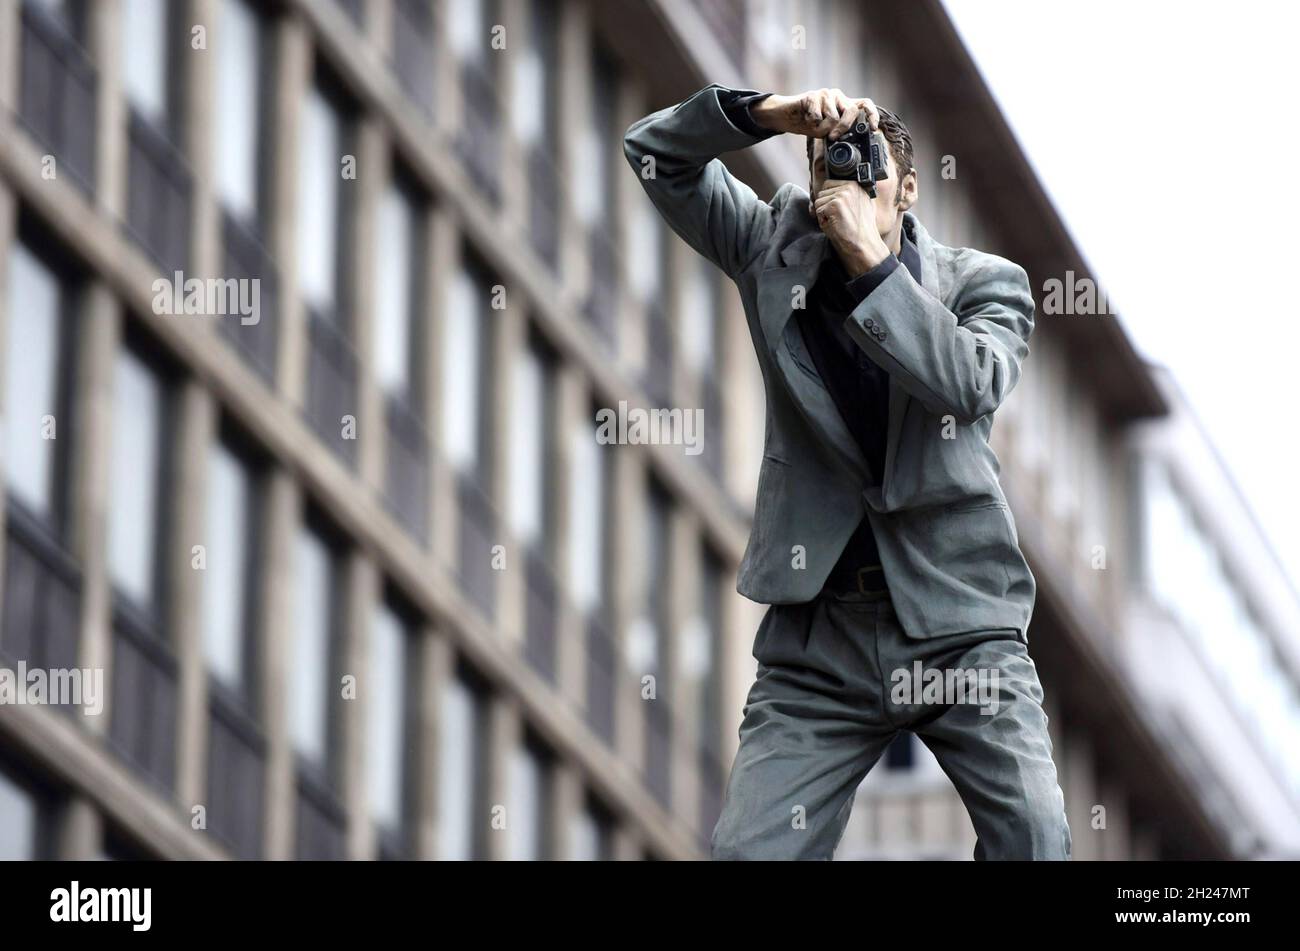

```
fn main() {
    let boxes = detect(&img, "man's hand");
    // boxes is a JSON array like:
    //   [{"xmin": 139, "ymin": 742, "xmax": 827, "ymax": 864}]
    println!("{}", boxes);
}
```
[
  {"xmin": 814, "ymin": 180, "xmax": 891, "ymax": 277},
  {"xmin": 750, "ymin": 88, "xmax": 880, "ymax": 140}
]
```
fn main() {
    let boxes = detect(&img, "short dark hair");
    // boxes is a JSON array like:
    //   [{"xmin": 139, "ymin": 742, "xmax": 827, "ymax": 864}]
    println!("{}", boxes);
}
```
[{"xmin": 807, "ymin": 105, "xmax": 915, "ymax": 182}]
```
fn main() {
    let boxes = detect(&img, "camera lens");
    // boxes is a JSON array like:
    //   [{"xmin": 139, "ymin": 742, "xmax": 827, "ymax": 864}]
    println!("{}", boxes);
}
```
[{"xmin": 827, "ymin": 141, "xmax": 856, "ymax": 173}]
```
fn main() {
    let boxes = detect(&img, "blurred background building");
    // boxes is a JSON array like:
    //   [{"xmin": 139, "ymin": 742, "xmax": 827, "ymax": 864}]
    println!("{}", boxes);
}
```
[{"xmin": 0, "ymin": 0, "xmax": 1296, "ymax": 860}]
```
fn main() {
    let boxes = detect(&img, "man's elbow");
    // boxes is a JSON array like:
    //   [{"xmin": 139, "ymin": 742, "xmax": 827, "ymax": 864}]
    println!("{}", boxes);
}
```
[
  {"xmin": 944, "ymin": 400, "xmax": 985, "ymax": 428},
  {"xmin": 950, "ymin": 374, "xmax": 1012, "ymax": 425},
  {"xmin": 623, "ymin": 121, "xmax": 648, "ymax": 171}
]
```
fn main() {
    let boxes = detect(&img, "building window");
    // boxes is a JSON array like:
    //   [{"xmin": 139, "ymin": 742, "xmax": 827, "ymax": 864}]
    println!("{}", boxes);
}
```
[
  {"xmin": 515, "ymin": 337, "xmax": 558, "ymax": 681},
  {"xmin": 444, "ymin": 255, "xmax": 496, "ymax": 614},
  {"xmin": 121, "ymin": 0, "xmax": 171, "ymax": 129},
  {"xmin": 0, "ymin": 765, "xmax": 39, "ymax": 860},
  {"xmin": 567, "ymin": 419, "xmax": 606, "ymax": 617},
  {"xmin": 107, "ymin": 343, "xmax": 169, "ymax": 616},
  {"xmin": 292, "ymin": 516, "xmax": 346, "ymax": 859},
  {"xmin": 631, "ymin": 199, "xmax": 673, "ymax": 404},
  {"xmin": 291, "ymin": 521, "xmax": 339, "ymax": 769},
  {"xmin": 685, "ymin": 544, "xmax": 725, "ymax": 757},
  {"xmin": 516, "ymin": 0, "xmax": 559, "ymax": 269},
  {"xmin": 204, "ymin": 431, "xmax": 267, "ymax": 860},
  {"xmin": 451, "ymin": 0, "xmax": 500, "ymax": 201},
  {"xmin": 448, "ymin": 0, "xmax": 486, "ymax": 60},
  {"xmin": 442, "ymin": 261, "xmax": 488, "ymax": 477},
  {"xmin": 369, "ymin": 595, "xmax": 412, "ymax": 853},
  {"xmin": 297, "ymin": 83, "xmax": 346, "ymax": 323},
  {"xmin": 510, "ymin": 0, "xmax": 550, "ymax": 148},
  {"xmin": 507, "ymin": 339, "xmax": 551, "ymax": 549},
  {"xmin": 375, "ymin": 178, "xmax": 420, "ymax": 402},
  {"xmin": 438, "ymin": 670, "xmax": 486, "ymax": 860},
  {"xmin": 683, "ymin": 257, "xmax": 724, "ymax": 476},
  {"xmin": 753, "ymin": 0, "xmax": 794, "ymax": 65},
  {"xmin": 333, "ymin": 0, "xmax": 364, "ymax": 26},
  {"xmin": 377, "ymin": 172, "xmax": 429, "ymax": 536},
  {"xmin": 633, "ymin": 479, "xmax": 673, "ymax": 805},
  {"xmin": 30, "ymin": 0, "xmax": 88, "ymax": 38},
  {"xmin": 214, "ymin": 0, "xmax": 278, "ymax": 379},
  {"xmin": 576, "ymin": 45, "xmax": 617, "ymax": 230},
  {"xmin": 392, "ymin": 0, "xmax": 435, "ymax": 114},
  {"xmin": 2, "ymin": 236, "xmax": 82, "ymax": 677},
  {"xmin": 3, "ymin": 241, "xmax": 70, "ymax": 526},
  {"xmin": 19, "ymin": 0, "xmax": 97, "ymax": 193},
  {"xmin": 214, "ymin": 0, "xmax": 263, "ymax": 227},
  {"xmin": 506, "ymin": 736, "xmax": 551, "ymax": 861},
  {"xmin": 693, "ymin": 545, "xmax": 729, "ymax": 840},
  {"xmin": 581, "ymin": 44, "xmax": 620, "ymax": 343},
  {"xmin": 568, "ymin": 796, "xmax": 615, "ymax": 861},
  {"xmin": 107, "ymin": 338, "xmax": 178, "ymax": 792},
  {"xmin": 122, "ymin": 0, "xmax": 192, "ymax": 274},
  {"xmin": 628, "ymin": 480, "xmax": 671, "ymax": 681},
  {"xmin": 99, "ymin": 826, "xmax": 158, "ymax": 861},
  {"xmin": 298, "ymin": 76, "xmax": 359, "ymax": 463},
  {"xmin": 628, "ymin": 199, "xmax": 664, "ymax": 304},
  {"xmin": 570, "ymin": 415, "xmax": 616, "ymax": 741},
  {"xmin": 681, "ymin": 255, "xmax": 718, "ymax": 375},
  {"xmin": 202, "ymin": 437, "xmax": 259, "ymax": 697}
]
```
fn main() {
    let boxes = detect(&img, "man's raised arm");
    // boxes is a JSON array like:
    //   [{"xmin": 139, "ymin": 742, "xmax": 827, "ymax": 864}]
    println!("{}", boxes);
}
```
[
  {"xmin": 623, "ymin": 85, "xmax": 883, "ymax": 279},
  {"xmin": 622, "ymin": 84, "xmax": 781, "ymax": 280},
  {"xmin": 844, "ymin": 253, "xmax": 1035, "ymax": 425}
]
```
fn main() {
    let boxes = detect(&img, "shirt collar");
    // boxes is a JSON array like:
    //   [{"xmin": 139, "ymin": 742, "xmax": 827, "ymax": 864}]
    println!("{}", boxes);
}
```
[{"xmin": 899, "ymin": 226, "xmax": 922, "ymax": 284}]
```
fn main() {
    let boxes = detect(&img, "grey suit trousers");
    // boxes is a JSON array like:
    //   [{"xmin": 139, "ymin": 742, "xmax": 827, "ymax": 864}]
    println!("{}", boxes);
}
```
[{"xmin": 711, "ymin": 592, "xmax": 1071, "ymax": 860}]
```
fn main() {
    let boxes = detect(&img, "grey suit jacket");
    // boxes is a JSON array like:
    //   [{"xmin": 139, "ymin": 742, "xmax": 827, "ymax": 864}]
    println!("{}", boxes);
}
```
[{"xmin": 623, "ymin": 84, "xmax": 1037, "ymax": 641}]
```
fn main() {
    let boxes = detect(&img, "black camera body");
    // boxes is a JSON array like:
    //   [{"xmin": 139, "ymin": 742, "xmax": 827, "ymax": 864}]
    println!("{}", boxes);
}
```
[{"xmin": 825, "ymin": 112, "xmax": 890, "ymax": 197}]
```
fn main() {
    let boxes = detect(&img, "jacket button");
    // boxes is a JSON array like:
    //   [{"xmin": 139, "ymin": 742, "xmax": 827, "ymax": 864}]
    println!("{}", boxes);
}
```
[
  {"xmin": 864, "ymin": 318, "xmax": 875, "ymax": 327},
  {"xmin": 878, "ymin": 330, "xmax": 887, "ymax": 341}
]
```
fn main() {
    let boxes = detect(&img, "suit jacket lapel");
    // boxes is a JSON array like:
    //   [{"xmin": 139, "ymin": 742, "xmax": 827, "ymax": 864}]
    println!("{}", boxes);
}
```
[
  {"xmin": 757, "ymin": 232, "xmax": 871, "ymax": 483},
  {"xmin": 756, "ymin": 214, "xmax": 947, "ymax": 504}
]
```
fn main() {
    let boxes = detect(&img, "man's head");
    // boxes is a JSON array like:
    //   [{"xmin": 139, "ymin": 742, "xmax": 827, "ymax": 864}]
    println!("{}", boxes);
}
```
[{"xmin": 808, "ymin": 105, "xmax": 917, "ymax": 241}]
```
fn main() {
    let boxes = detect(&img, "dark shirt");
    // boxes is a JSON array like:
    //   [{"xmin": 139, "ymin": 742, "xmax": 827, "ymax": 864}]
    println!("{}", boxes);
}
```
[
  {"xmin": 722, "ymin": 91, "xmax": 779, "ymax": 139},
  {"xmin": 803, "ymin": 233, "xmax": 923, "ymax": 483},
  {"xmin": 802, "ymin": 235, "xmax": 922, "ymax": 585},
  {"xmin": 721, "ymin": 90, "xmax": 924, "ymax": 590}
]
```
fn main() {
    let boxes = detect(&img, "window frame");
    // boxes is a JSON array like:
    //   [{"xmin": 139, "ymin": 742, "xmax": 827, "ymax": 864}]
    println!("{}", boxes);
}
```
[
  {"xmin": 202, "ymin": 419, "xmax": 268, "ymax": 712},
  {"xmin": 213, "ymin": 0, "xmax": 273, "ymax": 235},
  {"xmin": 370, "ymin": 587, "xmax": 417, "ymax": 857},
  {"xmin": 3, "ymin": 225, "xmax": 81, "ymax": 544},
  {"xmin": 296, "ymin": 67, "xmax": 360, "ymax": 337},
  {"xmin": 291, "ymin": 508, "xmax": 347, "ymax": 789},
  {"xmin": 106, "ymin": 326, "xmax": 179, "ymax": 638}
]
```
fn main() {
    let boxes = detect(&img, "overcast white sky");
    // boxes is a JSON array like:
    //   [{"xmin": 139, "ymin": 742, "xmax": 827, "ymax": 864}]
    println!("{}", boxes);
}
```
[{"xmin": 942, "ymin": 0, "xmax": 1300, "ymax": 591}]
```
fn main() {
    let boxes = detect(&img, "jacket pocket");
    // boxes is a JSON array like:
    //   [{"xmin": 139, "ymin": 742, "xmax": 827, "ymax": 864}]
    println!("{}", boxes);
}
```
[
  {"xmin": 941, "ymin": 497, "xmax": 1007, "ymax": 515},
  {"xmin": 750, "ymin": 454, "xmax": 790, "ymax": 551},
  {"xmin": 915, "ymin": 500, "xmax": 1017, "ymax": 595}
]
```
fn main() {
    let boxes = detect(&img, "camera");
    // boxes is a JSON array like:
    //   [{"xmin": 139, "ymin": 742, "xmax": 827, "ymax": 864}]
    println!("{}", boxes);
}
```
[{"xmin": 825, "ymin": 111, "xmax": 890, "ymax": 197}]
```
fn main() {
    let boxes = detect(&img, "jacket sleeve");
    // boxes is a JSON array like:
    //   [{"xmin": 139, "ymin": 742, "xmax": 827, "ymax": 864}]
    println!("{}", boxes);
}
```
[
  {"xmin": 623, "ymin": 83, "xmax": 779, "ymax": 280},
  {"xmin": 843, "ymin": 253, "xmax": 1034, "ymax": 425}
]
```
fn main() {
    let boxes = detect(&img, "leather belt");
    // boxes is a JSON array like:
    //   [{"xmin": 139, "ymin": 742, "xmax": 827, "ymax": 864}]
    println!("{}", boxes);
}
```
[{"xmin": 824, "ymin": 562, "xmax": 889, "ymax": 600}]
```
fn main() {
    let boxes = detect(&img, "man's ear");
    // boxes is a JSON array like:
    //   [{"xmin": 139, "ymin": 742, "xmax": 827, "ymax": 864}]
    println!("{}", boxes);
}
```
[{"xmin": 898, "ymin": 169, "xmax": 918, "ymax": 211}]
